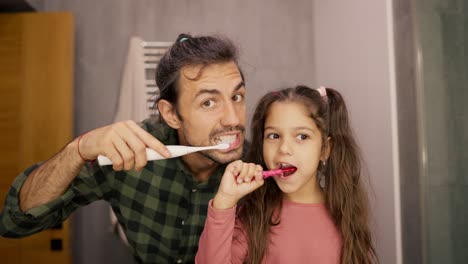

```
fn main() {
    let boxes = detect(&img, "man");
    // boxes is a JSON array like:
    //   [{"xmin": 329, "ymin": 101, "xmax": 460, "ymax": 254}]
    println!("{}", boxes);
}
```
[{"xmin": 0, "ymin": 33, "xmax": 247, "ymax": 263}]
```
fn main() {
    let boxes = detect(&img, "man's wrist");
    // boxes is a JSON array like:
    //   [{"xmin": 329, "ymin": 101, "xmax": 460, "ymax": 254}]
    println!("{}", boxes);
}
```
[{"xmin": 67, "ymin": 139, "xmax": 87, "ymax": 166}]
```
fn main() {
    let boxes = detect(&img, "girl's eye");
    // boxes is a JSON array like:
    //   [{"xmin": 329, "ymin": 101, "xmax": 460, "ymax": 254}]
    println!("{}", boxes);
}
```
[
  {"xmin": 232, "ymin": 94, "xmax": 244, "ymax": 103},
  {"xmin": 296, "ymin": 134, "xmax": 309, "ymax": 140},
  {"xmin": 266, "ymin": 133, "xmax": 279, "ymax": 139},
  {"xmin": 201, "ymin": 100, "xmax": 216, "ymax": 109}
]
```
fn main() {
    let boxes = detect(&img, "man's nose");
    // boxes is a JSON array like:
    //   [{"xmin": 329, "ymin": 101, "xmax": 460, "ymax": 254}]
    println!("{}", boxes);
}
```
[{"xmin": 221, "ymin": 101, "xmax": 241, "ymax": 127}]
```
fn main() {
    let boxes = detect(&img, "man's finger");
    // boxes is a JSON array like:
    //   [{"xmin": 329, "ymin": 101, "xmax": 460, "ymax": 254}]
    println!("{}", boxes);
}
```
[
  {"xmin": 112, "ymin": 134, "xmax": 135, "ymax": 171},
  {"xmin": 106, "ymin": 147, "xmax": 124, "ymax": 171},
  {"xmin": 116, "ymin": 123, "xmax": 148, "ymax": 170},
  {"xmin": 126, "ymin": 121, "xmax": 171, "ymax": 158}
]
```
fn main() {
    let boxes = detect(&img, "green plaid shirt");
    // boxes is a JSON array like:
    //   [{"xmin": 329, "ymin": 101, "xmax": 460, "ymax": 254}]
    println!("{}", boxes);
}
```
[{"xmin": 0, "ymin": 119, "xmax": 240, "ymax": 263}]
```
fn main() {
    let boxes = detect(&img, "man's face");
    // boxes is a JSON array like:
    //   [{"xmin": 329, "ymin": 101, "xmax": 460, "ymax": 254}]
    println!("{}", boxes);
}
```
[{"xmin": 174, "ymin": 61, "xmax": 246, "ymax": 164}]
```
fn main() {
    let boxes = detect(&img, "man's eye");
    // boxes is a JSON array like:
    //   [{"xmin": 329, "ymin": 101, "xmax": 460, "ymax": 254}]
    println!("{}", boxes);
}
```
[
  {"xmin": 202, "ymin": 100, "xmax": 216, "ymax": 108},
  {"xmin": 296, "ymin": 134, "xmax": 309, "ymax": 140},
  {"xmin": 232, "ymin": 94, "xmax": 244, "ymax": 103}
]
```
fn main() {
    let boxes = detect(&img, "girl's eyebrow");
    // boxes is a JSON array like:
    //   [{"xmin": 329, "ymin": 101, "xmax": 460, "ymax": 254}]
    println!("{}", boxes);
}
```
[
  {"xmin": 294, "ymin": 127, "xmax": 316, "ymax": 132},
  {"xmin": 264, "ymin": 126, "xmax": 315, "ymax": 132}
]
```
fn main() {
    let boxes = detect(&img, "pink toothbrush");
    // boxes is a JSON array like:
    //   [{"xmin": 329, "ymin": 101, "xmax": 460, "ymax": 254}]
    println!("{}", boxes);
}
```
[{"xmin": 262, "ymin": 167, "xmax": 297, "ymax": 179}]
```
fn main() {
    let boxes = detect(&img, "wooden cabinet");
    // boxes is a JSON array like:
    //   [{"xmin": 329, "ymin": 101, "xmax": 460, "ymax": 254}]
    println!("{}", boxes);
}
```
[{"xmin": 0, "ymin": 12, "xmax": 74, "ymax": 264}]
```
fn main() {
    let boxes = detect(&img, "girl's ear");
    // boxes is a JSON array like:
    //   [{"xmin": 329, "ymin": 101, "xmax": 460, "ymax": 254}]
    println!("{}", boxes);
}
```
[
  {"xmin": 158, "ymin": 100, "xmax": 181, "ymax": 129},
  {"xmin": 322, "ymin": 137, "xmax": 332, "ymax": 161}
]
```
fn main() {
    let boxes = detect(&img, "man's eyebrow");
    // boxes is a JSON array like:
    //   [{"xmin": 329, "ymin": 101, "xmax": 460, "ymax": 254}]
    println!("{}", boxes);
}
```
[
  {"xmin": 195, "ymin": 81, "xmax": 245, "ymax": 98},
  {"xmin": 234, "ymin": 81, "xmax": 245, "ymax": 91},
  {"xmin": 195, "ymin": 89, "xmax": 221, "ymax": 98}
]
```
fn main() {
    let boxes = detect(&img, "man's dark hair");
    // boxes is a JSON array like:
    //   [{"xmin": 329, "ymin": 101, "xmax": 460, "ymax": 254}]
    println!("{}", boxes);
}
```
[{"xmin": 155, "ymin": 33, "xmax": 243, "ymax": 120}]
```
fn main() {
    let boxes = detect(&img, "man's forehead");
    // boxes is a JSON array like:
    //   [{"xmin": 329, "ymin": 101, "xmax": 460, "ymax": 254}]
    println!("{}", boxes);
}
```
[
  {"xmin": 179, "ymin": 62, "xmax": 242, "ymax": 90},
  {"xmin": 181, "ymin": 62, "xmax": 240, "ymax": 78}
]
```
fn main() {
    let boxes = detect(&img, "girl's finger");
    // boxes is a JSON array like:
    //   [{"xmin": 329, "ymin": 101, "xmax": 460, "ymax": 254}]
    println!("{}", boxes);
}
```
[
  {"xmin": 237, "ymin": 162, "xmax": 250, "ymax": 184},
  {"xmin": 227, "ymin": 160, "xmax": 242, "ymax": 178},
  {"xmin": 243, "ymin": 163, "xmax": 257, "ymax": 183},
  {"xmin": 254, "ymin": 165, "xmax": 264, "ymax": 182}
]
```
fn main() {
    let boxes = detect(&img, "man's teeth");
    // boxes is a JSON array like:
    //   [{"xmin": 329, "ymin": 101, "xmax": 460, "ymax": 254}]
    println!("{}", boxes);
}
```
[{"xmin": 215, "ymin": 135, "xmax": 236, "ymax": 144}]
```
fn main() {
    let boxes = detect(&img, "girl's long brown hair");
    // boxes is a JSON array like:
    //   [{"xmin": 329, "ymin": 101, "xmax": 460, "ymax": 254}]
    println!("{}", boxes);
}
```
[{"xmin": 238, "ymin": 86, "xmax": 378, "ymax": 264}]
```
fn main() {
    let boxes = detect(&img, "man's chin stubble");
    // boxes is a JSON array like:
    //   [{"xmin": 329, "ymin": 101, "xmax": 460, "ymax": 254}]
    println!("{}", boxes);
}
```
[{"xmin": 200, "ymin": 150, "xmax": 242, "ymax": 165}]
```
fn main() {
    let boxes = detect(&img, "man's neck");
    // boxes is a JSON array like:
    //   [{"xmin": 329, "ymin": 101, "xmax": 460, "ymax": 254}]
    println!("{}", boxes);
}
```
[{"xmin": 181, "ymin": 153, "xmax": 220, "ymax": 182}]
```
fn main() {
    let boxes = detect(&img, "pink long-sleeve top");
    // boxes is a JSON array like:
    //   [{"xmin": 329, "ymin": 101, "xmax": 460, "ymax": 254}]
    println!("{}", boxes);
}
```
[{"xmin": 196, "ymin": 199, "xmax": 342, "ymax": 264}]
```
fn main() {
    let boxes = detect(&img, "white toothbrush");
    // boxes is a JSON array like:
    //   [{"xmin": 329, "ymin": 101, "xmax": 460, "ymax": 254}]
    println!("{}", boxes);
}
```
[{"xmin": 97, "ymin": 143, "xmax": 230, "ymax": 166}]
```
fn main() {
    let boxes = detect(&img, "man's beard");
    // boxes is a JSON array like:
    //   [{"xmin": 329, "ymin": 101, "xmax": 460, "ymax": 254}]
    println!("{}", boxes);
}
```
[{"xmin": 199, "ymin": 144, "xmax": 244, "ymax": 164}]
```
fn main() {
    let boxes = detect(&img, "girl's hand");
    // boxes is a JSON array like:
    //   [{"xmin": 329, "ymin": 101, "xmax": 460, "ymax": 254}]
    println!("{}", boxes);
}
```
[{"xmin": 213, "ymin": 160, "xmax": 264, "ymax": 209}]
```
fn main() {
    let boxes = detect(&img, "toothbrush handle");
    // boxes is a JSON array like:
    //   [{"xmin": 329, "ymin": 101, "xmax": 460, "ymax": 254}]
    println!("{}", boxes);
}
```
[
  {"xmin": 262, "ymin": 169, "xmax": 282, "ymax": 179},
  {"xmin": 97, "ymin": 146, "xmax": 190, "ymax": 166},
  {"xmin": 96, "ymin": 156, "xmax": 113, "ymax": 166}
]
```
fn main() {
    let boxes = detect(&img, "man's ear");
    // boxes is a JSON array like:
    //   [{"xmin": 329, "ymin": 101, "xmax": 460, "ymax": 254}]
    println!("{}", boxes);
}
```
[{"xmin": 158, "ymin": 100, "xmax": 181, "ymax": 129}]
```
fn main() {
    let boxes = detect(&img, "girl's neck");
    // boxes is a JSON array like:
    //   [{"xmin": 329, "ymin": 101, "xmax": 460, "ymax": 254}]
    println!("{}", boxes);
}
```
[
  {"xmin": 284, "ymin": 191, "xmax": 324, "ymax": 204},
  {"xmin": 284, "ymin": 183, "xmax": 325, "ymax": 204}
]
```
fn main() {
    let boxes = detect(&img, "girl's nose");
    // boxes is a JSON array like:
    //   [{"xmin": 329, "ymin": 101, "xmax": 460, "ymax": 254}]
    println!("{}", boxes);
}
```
[{"xmin": 278, "ymin": 139, "xmax": 292, "ymax": 155}]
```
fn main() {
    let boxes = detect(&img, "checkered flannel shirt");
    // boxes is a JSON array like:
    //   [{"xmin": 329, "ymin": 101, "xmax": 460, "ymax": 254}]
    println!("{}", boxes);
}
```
[{"xmin": 0, "ymin": 119, "xmax": 241, "ymax": 263}]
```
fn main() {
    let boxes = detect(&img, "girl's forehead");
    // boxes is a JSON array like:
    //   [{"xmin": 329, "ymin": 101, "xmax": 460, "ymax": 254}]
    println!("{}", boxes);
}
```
[
  {"xmin": 265, "ymin": 101, "xmax": 318, "ymax": 127},
  {"xmin": 267, "ymin": 101, "xmax": 312, "ymax": 117}
]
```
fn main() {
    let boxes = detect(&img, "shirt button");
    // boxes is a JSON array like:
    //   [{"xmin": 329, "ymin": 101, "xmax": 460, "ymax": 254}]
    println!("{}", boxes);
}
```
[
  {"xmin": 192, "ymin": 188, "xmax": 197, "ymax": 193},
  {"xmin": 176, "ymin": 259, "xmax": 183, "ymax": 263}
]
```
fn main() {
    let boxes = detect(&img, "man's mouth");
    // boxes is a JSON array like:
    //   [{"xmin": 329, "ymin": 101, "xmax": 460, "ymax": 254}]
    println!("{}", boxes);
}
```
[
  {"xmin": 214, "ymin": 134, "xmax": 238, "ymax": 145},
  {"xmin": 211, "ymin": 133, "xmax": 241, "ymax": 152}
]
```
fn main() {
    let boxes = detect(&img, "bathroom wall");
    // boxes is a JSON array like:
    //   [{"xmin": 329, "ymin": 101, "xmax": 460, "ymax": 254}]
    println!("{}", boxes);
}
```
[{"xmin": 312, "ymin": 1, "xmax": 401, "ymax": 263}]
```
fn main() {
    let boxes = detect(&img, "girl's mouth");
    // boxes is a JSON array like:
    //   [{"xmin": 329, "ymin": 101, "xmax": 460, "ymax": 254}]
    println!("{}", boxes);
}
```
[
  {"xmin": 278, "ymin": 163, "xmax": 297, "ymax": 178},
  {"xmin": 280, "ymin": 167, "xmax": 297, "ymax": 177}
]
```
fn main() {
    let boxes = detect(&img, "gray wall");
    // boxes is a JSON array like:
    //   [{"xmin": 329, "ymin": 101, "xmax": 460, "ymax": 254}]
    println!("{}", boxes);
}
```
[
  {"xmin": 312, "ymin": 1, "xmax": 400, "ymax": 263},
  {"xmin": 27, "ymin": 1, "xmax": 316, "ymax": 263},
  {"xmin": 29, "ymin": 0, "xmax": 316, "ymax": 133}
]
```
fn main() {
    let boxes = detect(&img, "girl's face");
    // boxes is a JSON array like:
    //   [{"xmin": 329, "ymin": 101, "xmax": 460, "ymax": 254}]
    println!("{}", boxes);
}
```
[{"xmin": 263, "ymin": 101, "xmax": 328, "ymax": 203}]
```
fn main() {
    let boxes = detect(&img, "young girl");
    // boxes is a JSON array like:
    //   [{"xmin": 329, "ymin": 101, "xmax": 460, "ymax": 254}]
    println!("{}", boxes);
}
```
[{"xmin": 196, "ymin": 86, "xmax": 378, "ymax": 264}]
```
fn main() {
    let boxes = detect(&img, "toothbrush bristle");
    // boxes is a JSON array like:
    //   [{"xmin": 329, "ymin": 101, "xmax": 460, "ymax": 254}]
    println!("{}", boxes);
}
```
[{"xmin": 216, "ymin": 143, "xmax": 230, "ymax": 149}]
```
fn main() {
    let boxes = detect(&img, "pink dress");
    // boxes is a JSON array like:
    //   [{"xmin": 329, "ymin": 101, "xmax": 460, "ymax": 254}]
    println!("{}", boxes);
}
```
[{"xmin": 196, "ymin": 199, "xmax": 342, "ymax": 263}]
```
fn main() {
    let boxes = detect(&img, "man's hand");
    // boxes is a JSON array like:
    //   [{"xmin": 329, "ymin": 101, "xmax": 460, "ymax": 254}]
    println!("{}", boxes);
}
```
[
  {"xmin": 79, "ymin": 120, "xmax": 171, "ymax": 171},
  {"xmin": 213, "ymin": 160, "xmax": 264, "ymax": 210}
]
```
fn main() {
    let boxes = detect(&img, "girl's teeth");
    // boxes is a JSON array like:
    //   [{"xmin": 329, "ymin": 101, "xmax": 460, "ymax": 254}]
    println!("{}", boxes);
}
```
[{"xmin": 278, "ymin": 163, "xmax": 292, "ymax": 168}]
